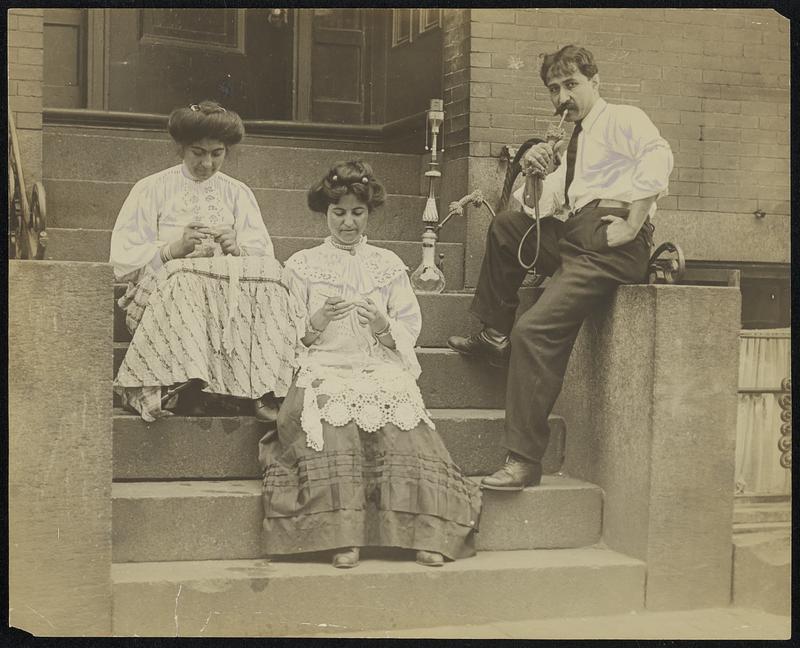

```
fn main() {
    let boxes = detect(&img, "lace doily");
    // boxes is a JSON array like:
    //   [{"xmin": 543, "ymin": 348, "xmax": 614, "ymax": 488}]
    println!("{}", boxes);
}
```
[{"xmin": 297, "ymin": 363, "xmax": 435, "ymax": 451}]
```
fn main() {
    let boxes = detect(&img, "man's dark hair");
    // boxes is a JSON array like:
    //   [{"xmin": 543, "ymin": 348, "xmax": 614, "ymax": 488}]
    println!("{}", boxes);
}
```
[{"xmin": 540, "ymin": 45, "xmax": 599, "ymax": 85}]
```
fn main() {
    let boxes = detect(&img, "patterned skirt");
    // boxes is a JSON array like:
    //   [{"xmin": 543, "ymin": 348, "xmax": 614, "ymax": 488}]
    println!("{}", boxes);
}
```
[
  {"xmin": 259, "ymin": 380, "xmax": 483, "ymax": 561},
  {"xmin": 114, "ymin": 256, "xmax": 299, "ymax": 421}
]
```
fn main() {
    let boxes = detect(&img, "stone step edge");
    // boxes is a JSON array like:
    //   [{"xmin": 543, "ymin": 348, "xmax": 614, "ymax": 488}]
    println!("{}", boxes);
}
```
[
  {"xmin": 113, "ymin": 407, "xmax": 544, "ymax": 420},
  {"xmin": 49, "ymin": 227, "xmax": 464, "ymax": 246},
  {"xmin": 113, "ymin": 342, "xmax": 485, "ymax": 354},
  {"xmin": 112, "ymin": 545, "xmax": 643, "ymax": 582},
  {"xmin": 46, "ymin": 181, "xmax": 426, "ymax": 200},
  {"xmin": 111, "ymin": 475, "xmax": 597, "ymax": 498},
  {"xmin": 43, "ymin": 126, "xmax": 425, "ymax": 158},
  {"xmin": 733, "ymin": 521, "xmax": 792, "ymax": 534},
  {"xmin": 110, "ymin": 547, "xmax": 643, "ymax": 636}
]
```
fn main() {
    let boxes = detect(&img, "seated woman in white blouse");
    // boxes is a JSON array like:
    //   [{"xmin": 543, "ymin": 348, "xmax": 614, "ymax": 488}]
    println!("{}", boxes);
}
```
[
  {"xmin": 258, "ymin": 160, "xmax": 482, "ymax": 569},
  {"xmin": 111, "ymin": 100, "xmax": 295, "ymax": 422}
]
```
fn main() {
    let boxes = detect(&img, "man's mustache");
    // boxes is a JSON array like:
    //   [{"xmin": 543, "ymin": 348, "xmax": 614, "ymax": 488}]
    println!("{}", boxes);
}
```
[{"xmin": 555, "ymin": 103, "xmax": 576, "ymax": 115}]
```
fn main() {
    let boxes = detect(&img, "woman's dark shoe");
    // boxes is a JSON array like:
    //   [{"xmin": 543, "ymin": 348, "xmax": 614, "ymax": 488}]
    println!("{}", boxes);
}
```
[
  {"xmin": 332, "ymin": 547, "xmax": 360, "ymax": 569},
  {"xmin": 253, "ymin": 392, "xmax": 281, "ymax": 423},
  {"xmin": 447, "ymin": 328, "xmax": 510, "ymax": 368},
  {"xmin": 173, "ymin": 380, "xmax": 206, "ymax": 416},
  {"xmin": 415, "ymin": 550, "xmax": 444, "ymax": 567},
  {"xmin": 480, "ymin": 453, "xmax": 542, "ymax": 491}
]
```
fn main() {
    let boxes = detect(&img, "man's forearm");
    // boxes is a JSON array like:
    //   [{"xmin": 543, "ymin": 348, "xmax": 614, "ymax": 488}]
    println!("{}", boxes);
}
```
[{"xmin": 627, "ymin": 194, "xmax": 657, "ymax": 233}]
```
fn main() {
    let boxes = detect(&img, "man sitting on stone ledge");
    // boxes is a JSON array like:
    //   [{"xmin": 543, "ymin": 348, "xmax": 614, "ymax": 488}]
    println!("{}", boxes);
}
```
[{"xmin": 448, "ymin": 44, "xmax": 674, "ymax": 490}]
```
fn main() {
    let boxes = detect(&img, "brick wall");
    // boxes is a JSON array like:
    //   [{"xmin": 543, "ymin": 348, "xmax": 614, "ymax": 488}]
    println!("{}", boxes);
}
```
[
  {"xmin": 7, "ymin": 8, "xmax": 44, "ymax": 188},
  {"xmin": 464, "ymin": 8, "xmax": 790, "ymax": 223},
  {"xmin": 442, "ymin": 9, "xmax": 471, "ymax": 161}
]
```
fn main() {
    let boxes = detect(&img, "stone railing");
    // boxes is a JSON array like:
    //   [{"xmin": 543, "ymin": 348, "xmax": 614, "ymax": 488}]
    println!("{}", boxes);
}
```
[{"xmin": 555, "ymin": 283, "xmax": 741, "ymax": 610}]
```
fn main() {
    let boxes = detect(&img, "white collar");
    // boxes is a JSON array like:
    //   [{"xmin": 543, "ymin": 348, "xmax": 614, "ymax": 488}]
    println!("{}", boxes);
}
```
[{"xmin": 580, "ymin": 97, "xmax": 608, "ymax": 134}]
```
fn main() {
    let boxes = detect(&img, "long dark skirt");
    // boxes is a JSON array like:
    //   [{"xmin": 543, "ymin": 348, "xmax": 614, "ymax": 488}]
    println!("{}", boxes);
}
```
[{"xmin": 259, "ymin": 381, "xmax": 482, "ymax": 561}]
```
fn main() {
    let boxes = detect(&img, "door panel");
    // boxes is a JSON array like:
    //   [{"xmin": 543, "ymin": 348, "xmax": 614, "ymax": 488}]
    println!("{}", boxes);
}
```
[
  {"xmin": 106, "ymin": 9, "xmax": 292, "ymax": 119},
  {"xmin": 310, "ymin": 9, "xmax": 366, "ymax": 124},
  {"xmin": 43, "ymin": 9, "xmax": 87, "ymax": 108},
  {"xmin": 383, "ymin": 9, "xmax": 443, "ymax": 123}
]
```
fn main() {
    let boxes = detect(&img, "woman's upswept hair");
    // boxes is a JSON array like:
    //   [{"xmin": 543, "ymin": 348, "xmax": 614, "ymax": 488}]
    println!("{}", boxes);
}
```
[
  {"xmin": 167, "ymin": 100, "xmax": 244, "ymax": 147},
  {"xmin": 540, "ymin": 45, "xmax": 598, "ymax": 85},
  {"xmin": 307, "ymin": 160, "xmax": 386, "ymax": 214}
]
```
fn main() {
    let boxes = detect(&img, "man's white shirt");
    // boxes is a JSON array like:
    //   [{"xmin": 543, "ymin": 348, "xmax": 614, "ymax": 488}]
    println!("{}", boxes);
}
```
[{"xmin": 513, "ymin": 98, "xmax": 674, "ymax": 221}]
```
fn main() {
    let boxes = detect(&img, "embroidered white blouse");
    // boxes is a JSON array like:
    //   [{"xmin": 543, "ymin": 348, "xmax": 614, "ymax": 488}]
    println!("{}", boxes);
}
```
[
  {"xmin": 513, "ymin": 98, "xmax": 674, "ymax": 221},
  {"xmin": 109, "ymin": 164, "xmax": 274, "ymax": 281},
  {"xmin": 282, "ymin": 236, "xmax": 435, "ymax": 451}
]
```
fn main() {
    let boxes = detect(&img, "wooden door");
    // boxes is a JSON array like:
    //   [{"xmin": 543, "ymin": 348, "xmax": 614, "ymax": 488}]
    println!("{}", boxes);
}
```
[
  {"xmin": 105, "ymin": 9, "xmax": 293, "ymax": 119},
  {"xmin": 382, "ymin": 9, "xmax": 444, "ymax": 123},
  {"xmin": 43, "ymin": 9, "xmax": 87, "ymax": 108},
  {"xmin": 308, "ymin": 9, "xmax": 367, "ymax": 124}
]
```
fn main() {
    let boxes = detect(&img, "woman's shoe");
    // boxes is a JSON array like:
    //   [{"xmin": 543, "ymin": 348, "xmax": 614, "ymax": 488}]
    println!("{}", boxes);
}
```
[
  {"xmin": 415, "ymin": 550, "xmax": 444, "ymax": 567},
  {"xmin": 173, "ymin": 380, "xmax": 206, "ymax": 416},
  {"xmin": 253, "ymin": 392, "xmax": 280, "ymax": 423},
  {"xmin": 332, "ymin": 547, "xmax": 360, "ymax": 569}
]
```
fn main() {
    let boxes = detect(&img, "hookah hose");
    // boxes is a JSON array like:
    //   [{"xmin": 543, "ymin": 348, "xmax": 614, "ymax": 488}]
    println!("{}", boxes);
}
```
[
  {"xmin": 517, "ymin": 178, "xmax": 541, "ymax": 272},
  {"xmin": 516, "ymin": 107, "xmax": 567, "ymax": 272}
]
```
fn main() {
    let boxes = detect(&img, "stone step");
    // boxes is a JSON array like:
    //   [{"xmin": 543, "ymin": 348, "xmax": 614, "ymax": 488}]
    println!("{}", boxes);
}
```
[
  {"xmin": 113, "ymin": 410, "xmax": 566, "ymax": 480},
  {"xmin": 46, "ymin": 180, "xmax": 450, "ymax": 242},
  {"xmin": 43, "ymin": 127, "xmax": 425, "ymax": 195},
  {"xmin": 45, "ymin": 228, "xmax": 465, "ymax": 290},
  {"xmin": 732, "ymin": 502, "xmax": 792, "ymax": 526},
  {"xmin": 112, "ymin": 284, "xmax": 542, "ymax": 347},
  {"xmin": 732, "ymin": 530, "xmax": 791, "ymax": 617},
  {"xmin": 732, "ymin": 521, "xmax": 792, "ymax": 535},
  {"xmin": 113, "ymin": 344, "xmax": 508, "ymax": 408},
  {"xmin": 112, "ymin": 476, "xmax": 602, "ymax": 562},
  {"xmin": 111, "ymin": 548, "xmax": 645, "ymax": 636}
]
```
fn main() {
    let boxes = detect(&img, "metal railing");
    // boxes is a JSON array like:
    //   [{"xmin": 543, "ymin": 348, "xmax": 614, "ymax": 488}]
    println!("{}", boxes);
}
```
[{"xmin": 8, "ymin": 109, "xmax": 47, "ymax": 260}]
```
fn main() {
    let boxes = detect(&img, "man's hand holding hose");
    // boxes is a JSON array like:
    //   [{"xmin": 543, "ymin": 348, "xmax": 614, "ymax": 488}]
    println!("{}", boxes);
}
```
[{"xmin": 515, "ymin": 104, "xmax": 569, "ymax": 271}]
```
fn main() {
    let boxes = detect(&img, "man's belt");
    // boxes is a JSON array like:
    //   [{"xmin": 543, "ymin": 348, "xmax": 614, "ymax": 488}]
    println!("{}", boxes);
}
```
[{"xmin": 576, "ymin": 198, "xmax": 631, "ymax": 213}]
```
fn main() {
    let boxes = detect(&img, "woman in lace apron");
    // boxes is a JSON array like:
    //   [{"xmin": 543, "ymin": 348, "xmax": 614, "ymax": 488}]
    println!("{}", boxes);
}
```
[
  {"xmin": 259, "ymin": 160, "xmax": 482, "ymax": 568},
  {"xmin": 111, "ymin": 101, "xmax": 295, "ymax": 422}
]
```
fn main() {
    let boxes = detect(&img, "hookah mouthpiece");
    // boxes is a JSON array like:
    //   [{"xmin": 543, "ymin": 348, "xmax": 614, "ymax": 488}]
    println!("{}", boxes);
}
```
[{"xmin": 554, "ymin": 102, "xmax": 570, "ymax": 116}]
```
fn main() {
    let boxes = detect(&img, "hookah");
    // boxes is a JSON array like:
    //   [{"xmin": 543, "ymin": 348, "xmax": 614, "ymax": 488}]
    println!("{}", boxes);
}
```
[
  {"xmin": 517, "ymin": 103, "xmax": 569, "ymax": 282},
  {"xmin": 410, "ymin": 99, "xmax": 448, "ymax": 294}
]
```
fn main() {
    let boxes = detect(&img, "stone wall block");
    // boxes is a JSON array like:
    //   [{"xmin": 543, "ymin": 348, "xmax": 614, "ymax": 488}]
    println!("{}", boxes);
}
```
[{"xmin": 9, "ymin": 261, "xmax": 114, "ymax": 636}]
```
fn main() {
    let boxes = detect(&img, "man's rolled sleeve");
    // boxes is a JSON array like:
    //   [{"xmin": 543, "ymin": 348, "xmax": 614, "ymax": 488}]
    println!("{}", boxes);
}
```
[{"xmin": 618, "ymin": 107, "xmax": 674, "ymax": 202}]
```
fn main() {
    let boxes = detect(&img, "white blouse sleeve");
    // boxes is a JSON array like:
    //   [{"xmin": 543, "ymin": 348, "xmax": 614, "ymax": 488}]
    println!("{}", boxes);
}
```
[
  {"xmin": 613, "ymin": 106, "xmax": 674, "ymax": 202},
  {"xmin": 233, "ymin": 183, "xmax": 274, "ymax": 258},
  {"xmin": 281, "ymin": 255, "xmax": 311, "ymax": 367},
  {"xmin": 384, "ymin": 269, "xmax": 423, "ymax": 378},
  {"xmin": 109, "ymin": 178, "xmax": 166, "ymax": 281}
]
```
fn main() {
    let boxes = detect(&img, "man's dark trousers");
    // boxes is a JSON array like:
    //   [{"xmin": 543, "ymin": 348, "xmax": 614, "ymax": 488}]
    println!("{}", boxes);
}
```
[{"xmin": 470, "ymin": 205, "xmax": 653, "ymax": 464}]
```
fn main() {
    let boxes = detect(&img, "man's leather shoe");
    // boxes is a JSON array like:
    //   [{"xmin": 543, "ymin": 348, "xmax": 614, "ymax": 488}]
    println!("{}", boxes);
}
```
[
  {"xmin": 481, "ymin": 453, "xmax": 542, "ymax": 491},
  {"xmin": 447, "ymin": 329, "xmax": 510, "ymax": 368}
]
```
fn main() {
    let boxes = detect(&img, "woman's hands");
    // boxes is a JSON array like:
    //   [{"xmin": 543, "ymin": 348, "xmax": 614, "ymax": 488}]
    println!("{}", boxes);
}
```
[
  {"xmin": 307, "ymin": 296, "xmax": 390, "ymax": 339},
  {"xmin": 309, "ymin": 296, "xmax": 358, "ymax": 333},
  {"xmin": 169, "ymin": 223, "xmax": 240, "ymax": 258},
  {"xmin": 214, "ymin": 228, "xmax": 240, "ymax": 256},
  {"xmin": 171, "ymin": 222, "xmax": 215, "ymax": 258},
  {"xmin": 355, "ymin": 297, "xmax": 390, "ymax": 335}
]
